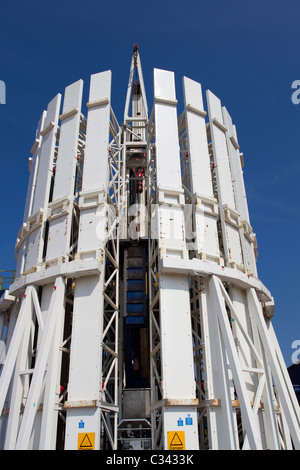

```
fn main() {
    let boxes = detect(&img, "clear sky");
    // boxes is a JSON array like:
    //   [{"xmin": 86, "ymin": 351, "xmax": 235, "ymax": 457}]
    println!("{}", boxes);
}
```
[{"xmin": 0, "ymin": 0, "xmax": 299, "ymax": 366}]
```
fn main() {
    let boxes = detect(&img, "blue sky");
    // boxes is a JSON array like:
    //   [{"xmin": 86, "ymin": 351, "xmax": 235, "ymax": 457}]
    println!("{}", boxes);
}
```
[{"xmin": 0, "ymin": 0, "xmax": 299, "ymax": 366}]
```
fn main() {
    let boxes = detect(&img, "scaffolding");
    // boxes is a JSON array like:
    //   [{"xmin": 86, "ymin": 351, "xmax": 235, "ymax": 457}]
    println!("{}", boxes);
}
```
[{"xmin": 0, "ymin": 46, "xmax": 299, "ymax": 450}]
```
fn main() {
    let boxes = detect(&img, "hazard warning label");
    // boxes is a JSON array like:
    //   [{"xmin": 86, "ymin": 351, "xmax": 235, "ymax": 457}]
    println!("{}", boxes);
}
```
[
  {"xmin": 167, "ymin": 431, "xmax": 185, "ymax": 450},
  {"xmin": 78, "ymin": 432, "xmax": 95, "ymax": 450}
]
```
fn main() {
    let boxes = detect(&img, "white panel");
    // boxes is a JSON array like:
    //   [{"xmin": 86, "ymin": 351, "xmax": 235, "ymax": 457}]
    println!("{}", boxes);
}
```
[
  {"xmin": 206, "ymin": 90, "xmax": 235, "ymax": 208},
  {"xmin": 159, "ymin": 274, "xmax": 196, "ymax": 400},
  {"xmin": 45, "ymin": 216, "xmax": 69, "ymax": 264},
  {"xmin": 194, "ymin": 209, "xmax": 219, "ymax": 260},
  {"xmin": 244, "ymin": 236, "xmax": 257, "ymax": 276},
  {"xmin": 206, "ymin": 89, "xmax": 224, "ymax": 125},
  {"xmin": 82, "ymin": 71, "xmax": 112, "ymax": 192},
  {"xmin": 222, "ymin": 107, "xmax": 249, "ymax": 223},
  {"xmin": 163, "ymin": 406, "xmax": 198, "ymax": 450},
  {"xmin": 64, "ymin": 408, "xmax": 101, "ymax": 450},
  {"xmin": 222, "ymin": 107, "xmax": 257, "ymax": 275},
  {"xmin": 154, "ymin": 69, "xmax": 187, "ymax": 258},
  {"xmin": 77, "ymin": 71, "xmax": 112, "ymax": 258},
  {"xmin": 46, "ymin": 80, "xmax": 83, "ymax": 265},
  {"xmin": 23, "ymin": 112, "xmax": 47, "ymax": 223},
  {"xmin": 154, "ymin": 68, "xmax": 181, "ymax": 190},
  {"xmin": 154, "ymin": 68, "xmax": 176, "ymax": 101},
  {"xmin": 154, "ymin": 69, "xmax": 199, "ymax": 449},
  {"xmin": 31, "ymin": 95, "xmax": 61, "ymax": 214},
  {"xmin": 183, "ymin": 76, "xmax": 212, "ymax": 196},
  {"xmin": 16, "ymin": 111, "xmax": 47, "ymax": 277},
  {"xmin": 23, "ymin": 94, "xmax": 61, "ymax": 273},
  {"xmin": 51, "ymin": 80, "xmax": 83, "ymax": 199},
  {"xmin": 226, "ymin": 223, "xmax": 243, "ymax": 264},
  {"xmin": 24, "ymin": 229, "xmax": 41, "ymax": 273},
  {"xmin": 183, "ymin": 77, "xmax": 220, "ymax": 262},
  {"xmin": 65, "ymin": 72, "xmax": 112, "ymax": 450},
  {"xmin": 206, "ymin": 90, "xmax": 243, "ymax": 267},
  {"xmin": 67, "ymin": 276, "xmax": 103, "ymax": 400},
  {"xmin": 158, "ymin": 204, "xmax": 186, "ymax": 248}
]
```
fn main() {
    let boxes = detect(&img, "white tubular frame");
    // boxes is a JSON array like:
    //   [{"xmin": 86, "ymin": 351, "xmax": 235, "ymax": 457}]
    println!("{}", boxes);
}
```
[{"xmin": 1, "ymin": 51, "xmax": 299, "ymax": 452}]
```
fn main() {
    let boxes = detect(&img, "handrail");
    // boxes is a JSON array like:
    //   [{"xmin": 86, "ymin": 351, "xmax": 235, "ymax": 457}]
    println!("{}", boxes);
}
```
[{"xmin": 0, "ymin": 270, "xmax": 16, "ymax": 290}]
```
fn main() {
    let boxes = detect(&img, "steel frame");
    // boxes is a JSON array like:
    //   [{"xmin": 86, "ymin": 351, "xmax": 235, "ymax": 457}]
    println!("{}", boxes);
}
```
[
  {"xmin": 0, "ymin": 72, "xmax": 122, "ymax": 450},
  {"xmin": 147, "ymin": 111, "xmax": 162, "ymax": 447},
  {"xmin": 175, "ymin": 80, "xmax": 300, "ymax": 449},
  {"xmin": 1, "ymin": 48, "xmax": 299, "ymax": 451}
]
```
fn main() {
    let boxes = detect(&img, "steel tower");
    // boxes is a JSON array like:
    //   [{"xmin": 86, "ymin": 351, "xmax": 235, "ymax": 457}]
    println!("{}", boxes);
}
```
[{"xmin": 0, "ymin": 46, "xmax": 299, "ymax": 450}]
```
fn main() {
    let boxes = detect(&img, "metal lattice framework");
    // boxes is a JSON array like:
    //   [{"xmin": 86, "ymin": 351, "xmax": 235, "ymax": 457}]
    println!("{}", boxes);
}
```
[{"xmin": 0, "ymin": 47, "xmax": 299, "ymax": 450}]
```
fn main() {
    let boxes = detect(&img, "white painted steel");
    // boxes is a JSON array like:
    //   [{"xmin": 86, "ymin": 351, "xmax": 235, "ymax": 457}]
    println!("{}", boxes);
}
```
[
  {"xmin": 64, "ymin": 70, "xmax": 120, "ymax": 450},
  {"xmin": 247, "ymin": 288, "xmax": 300, "ymax": 449},
  {"xmin": 67, "ymin": 277, "xmax": 104, "ymax": 401},
  {"xmin": 0, "ymin": 278, "xmax": 66, "ymax": 449},
  {"xmin": 182, "ymin": 76, "xmax": 220, "ymax": 262},
  {"xmin": 38, "ymin": 282, "xmax": 66, "ymax": 449},
  {"xmin": 23, "ymin": 95, "xmax": 61, "ymax": 274},
  {"xmin": 124, "ymin": 48, "xmax": 148, "ymax": 121},
  {"xmin": 154, "ymin": 69, "xmax": 182, "ymax": 191},
  {"xmin": 182, "ymin": 77, "xmax": 211, "ymax": 196},
  {"xmin": 159, "ymin": 274, "xmax": 195, "ymax": 400},
  {"xmin": 152, "ymin": 68, "xmax": 199, "ymax": 450},
  {"xmin": 163, "ymin": 406, "xmax": 199, "ymax": 450},
  {"xmin": 203, "ymin": 93, "xmax": 269, "ymax": 448},
  {"xmin": 77, "ymin": 72, "xmax": 112, "ymax": 258},
  {"xmin": 207, "ymin": 90, "xmax": 243, "ymax": 268},
  {"xmin": 64, "ymin": 275, "xmax": 104, "ymax": 450},
  {"xmin": 15, "ymin": 277, "xmax": 66, "ymax": 449},
  {"xmin": 1, "ymin": 48, "xmax": 299, "ymax": 452},
  {"xmin": 0, "ymin": 289, "xmax": 32, "ymax": 414},
  {"xmin": 82, "ymin": 71, "xmax": 111, "ymax": 192},
  {"xmin": 209, "ymin": 276, "xmax": 262, "ymax": 449},
  {"xmin": 46, "ymin": 79, "xmax": 83, "ymax": 266},
  {"xmin": 15, "ymin": 111, "xmax": 47, "ymax": 277},
  {"xmin": 222, "ymin": 107, "xmax": 257, "ymax": 276},
  {"xmin": 153, "ymin": 68, "xmax": 187, "ymax": 260}
]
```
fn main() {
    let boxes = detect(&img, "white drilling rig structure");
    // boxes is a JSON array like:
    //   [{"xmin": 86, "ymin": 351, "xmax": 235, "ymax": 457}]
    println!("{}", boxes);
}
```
[{"xmin": 0, "ymin": 45, "xmax": 299, "ymax": 451}]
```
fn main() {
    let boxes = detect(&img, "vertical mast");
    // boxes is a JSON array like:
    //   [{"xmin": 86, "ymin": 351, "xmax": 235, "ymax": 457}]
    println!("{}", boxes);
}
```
[
  {"xmin": 122, "ymin": 44, "xmax": 148, "ymax": 240},
  {"xmin": 118, "ymin": 45, "xmax": 152, "ymax": 450}
]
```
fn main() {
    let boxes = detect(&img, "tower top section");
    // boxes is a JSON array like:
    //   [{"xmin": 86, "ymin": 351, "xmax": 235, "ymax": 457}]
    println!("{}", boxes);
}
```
[
  {"xmin": 124, "ymin": 44, "xmax": 148, "ymax": 122},
  {"xmin": 1, "ymin": 46, "xmax": 299, "ymax": 452}
]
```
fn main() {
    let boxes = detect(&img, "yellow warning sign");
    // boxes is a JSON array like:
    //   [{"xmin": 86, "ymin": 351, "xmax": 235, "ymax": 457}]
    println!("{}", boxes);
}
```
[
  {"xmin": 167, "ymin": 431, "xmax": 185, "ymax": 450},
  {"xmin": 78, "ymin": 432, "xmax": 95, "ymax": 450}
]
